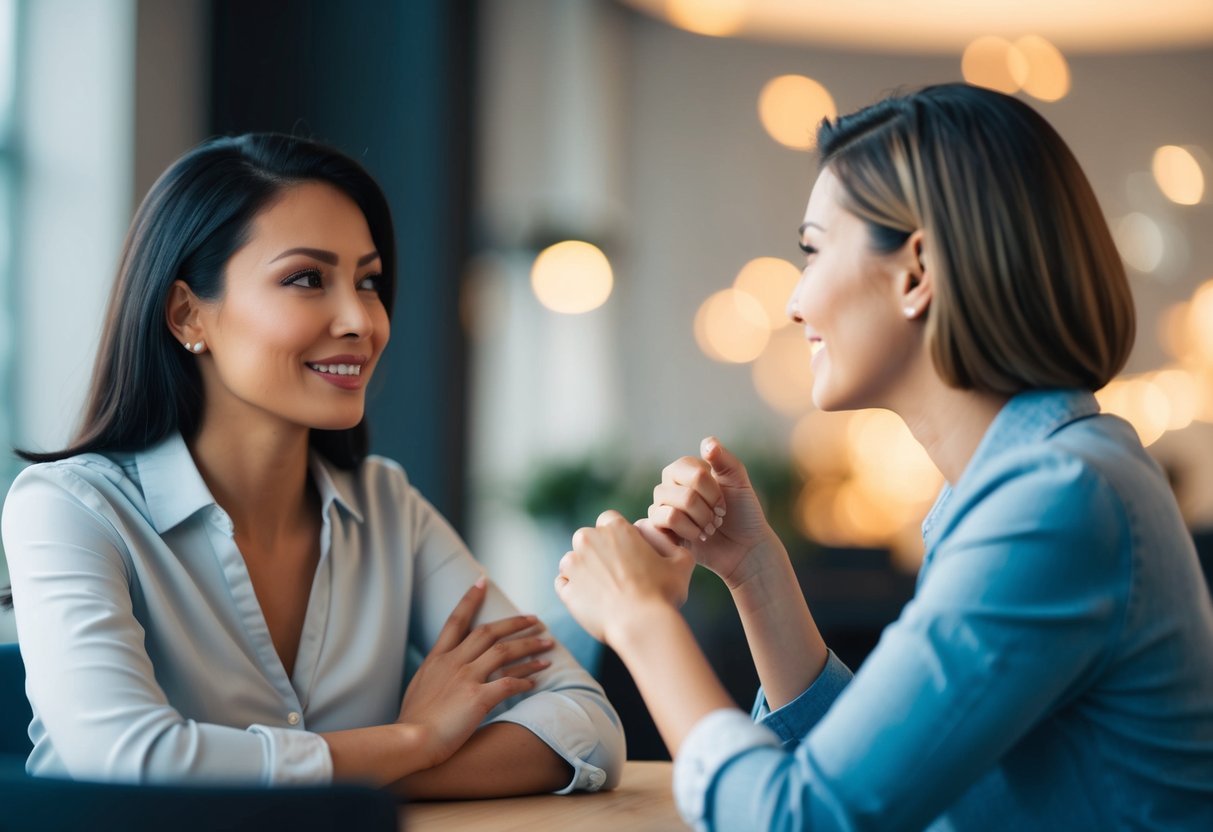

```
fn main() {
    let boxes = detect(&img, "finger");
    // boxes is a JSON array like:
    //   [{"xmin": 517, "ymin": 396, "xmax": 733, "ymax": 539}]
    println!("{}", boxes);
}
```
[
  {"xmin": 456, "ymin": 614, "xmax": 545, "ymax": 660},
  {"xmin": 596, "ymin": 509, "xmax": 626, "ymax": 528},
  {"xmin": 431, "ymin": 575, "xmax": 488, "ymax": 654},
  {"xmin": 700, "ymin": 436, "xmax": 751, "ymax": 490},
  {"xmin": 635, "ymin": 518, "xmax": 690, "ymax": 560},
  {"xmin": 653, "ymin": 482, "xmax": 719, "ymax": 535},
  {"xmin": 647, "ymin": 502, "xmax": 705, "ymax": 544},
  {"xmin": 490, "ymin": 658, "xmax": 552, "ymax": 681},
  {"xmin": 477, "ymin": 676, "xmax": 537, "ymax": 710},
  {"xmin": 661, "ymin": 456, "xmax": 713, "ymax": 489},
  {"xmin": 470, "ymin": 634, "xmax": 556, "ymax": 678},
  {"xmin": 665, "ymin": 457, "xmax": 727, "ymax": 520}
]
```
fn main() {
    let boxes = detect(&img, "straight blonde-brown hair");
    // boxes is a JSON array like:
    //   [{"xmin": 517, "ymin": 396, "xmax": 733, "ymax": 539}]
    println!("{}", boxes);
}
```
[{"xmin": 817, "ymin": 84, "xmax": 1135, "ymax": 393}]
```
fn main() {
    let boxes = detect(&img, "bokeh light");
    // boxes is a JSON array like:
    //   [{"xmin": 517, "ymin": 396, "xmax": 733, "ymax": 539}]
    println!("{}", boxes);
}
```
[
  {"xmin": 1114, "ymin": 212, "xmax": 1165, "ymax": 273},
  {"xmin": 1187, "ymin": 280, "xmax": 1213, "ymax": 364},
  {"xmin": 694, "ymin": 288, "xmax": 770, "ymax": 363},
  {"xmin": 666, "ymin": 0, "xmax": 748, "ymax": 37},
  {"xmin": 530, "ymin": 240, "xmax": 614, "ymax": 314},
  {"xmin": 757, "ymin": 74, "xmax": 837, "ymax": 151},
  {"xmin": 1013, "ymin": 35, "xmax": 1070, "ymax": 101},
  {"xmin": 961, "ymin": 36, "xmax": 1022, "ymax": 93},
  {"xmin": 733, "ymin": 256, "xmax": 800, "ymax": 328},
  {"xmin": 752, "ymin": 326, "xmax": 815, "ymax": 415},
  {"xmin": 1153, "ymin": 145, "xmax": 1205, "ymax": 205}
]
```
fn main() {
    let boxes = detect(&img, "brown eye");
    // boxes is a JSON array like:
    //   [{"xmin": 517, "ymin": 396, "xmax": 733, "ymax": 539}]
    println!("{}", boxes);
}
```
[{"xmin": 284, "ymin": 268, "xmax": 323, "ymax": 289}]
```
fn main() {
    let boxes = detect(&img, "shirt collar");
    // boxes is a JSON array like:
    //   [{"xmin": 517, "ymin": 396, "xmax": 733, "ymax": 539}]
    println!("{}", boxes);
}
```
[
  {"xmin": 136, "ymin": 432, "xmax": 365, "ymax": 533},
  {"xmin": 920, "ymin": 388, "xmax": 1099, "ymax": 546}
]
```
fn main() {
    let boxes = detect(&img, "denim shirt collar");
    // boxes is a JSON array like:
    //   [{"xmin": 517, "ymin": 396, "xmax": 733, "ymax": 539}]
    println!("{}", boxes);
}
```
[
  {"xmin": 920, "ymin": 388, "xmax": 1100, "ymax": 550},
  {"xmin": 136, "ymin": 432, "xmax": 363, "ymax": 533}
]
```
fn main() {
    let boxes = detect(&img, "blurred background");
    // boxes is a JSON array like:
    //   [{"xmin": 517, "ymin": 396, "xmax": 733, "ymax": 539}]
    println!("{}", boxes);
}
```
[{"xmin": 0, "ymin": 0, "xmax": 1210, "ymax": 758}]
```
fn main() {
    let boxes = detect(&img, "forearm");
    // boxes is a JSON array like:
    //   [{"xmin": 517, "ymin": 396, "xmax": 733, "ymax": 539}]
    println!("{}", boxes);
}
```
[
  {"xmin": 729, "ymin": 541, "xmax": 828, "ymax": 709},
  {"xmin": 609, "ymin": 602, "xmax": 735, "ymax": 757},
  {"xmin": 395, "ymin": 723, "xmax": 573, "ymax": 799},
  {"xmin": 322, "ymin": 723, "xmax": 435, "ymax": 786}
]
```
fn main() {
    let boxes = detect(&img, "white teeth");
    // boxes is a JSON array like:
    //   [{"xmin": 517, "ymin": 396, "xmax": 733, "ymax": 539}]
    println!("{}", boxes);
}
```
[
  {"xmin": 809, "ymin": 342, "xmax": 825, "ymax": 357},
  {"xmin": 309, "ymin": 363, "xmax": 362, "ymax": 376}
]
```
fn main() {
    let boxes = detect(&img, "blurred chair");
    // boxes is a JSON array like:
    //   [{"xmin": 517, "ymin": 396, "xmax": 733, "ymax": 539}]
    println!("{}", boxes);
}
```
[{"xmin": 0, "ymin": 642, "xmax": 399, "ymax": 831}]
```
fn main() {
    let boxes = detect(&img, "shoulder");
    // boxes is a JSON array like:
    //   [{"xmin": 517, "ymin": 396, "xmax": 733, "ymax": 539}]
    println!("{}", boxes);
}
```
[{"xmin": 5, "ymin": 452, "xmax": 139, "ymax": 515}]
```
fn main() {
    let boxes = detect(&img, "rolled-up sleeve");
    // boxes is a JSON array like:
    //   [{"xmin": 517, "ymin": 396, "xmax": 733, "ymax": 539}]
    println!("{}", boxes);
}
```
[{"xmin": 3, "ymin": 465, "xmax": 334, "ymax": 785}]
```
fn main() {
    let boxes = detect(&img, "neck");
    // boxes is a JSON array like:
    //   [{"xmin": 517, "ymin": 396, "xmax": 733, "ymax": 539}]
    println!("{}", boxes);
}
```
[
  {"xmin": 187, "ymin": 411, "xmax": 314, "ymax": 546},
  {"xmin": 886, "ymin": 363, "xmax": 1009, "ymax": 486}
]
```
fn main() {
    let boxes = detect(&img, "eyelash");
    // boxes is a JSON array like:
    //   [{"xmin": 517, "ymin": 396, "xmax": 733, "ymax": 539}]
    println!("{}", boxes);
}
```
[
  {"xmin": 799, "ymin": 242, "xmax": 818, "ymax": 256},
  {"xmin": 282, "ymin": 268, "xmax": 383, "ymax": 292}
]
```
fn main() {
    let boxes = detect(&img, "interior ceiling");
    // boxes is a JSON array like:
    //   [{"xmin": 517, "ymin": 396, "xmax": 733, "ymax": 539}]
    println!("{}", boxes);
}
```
[{"xmin": 617, "ymin": 0, "xmax": 1213, "ymax": 53}]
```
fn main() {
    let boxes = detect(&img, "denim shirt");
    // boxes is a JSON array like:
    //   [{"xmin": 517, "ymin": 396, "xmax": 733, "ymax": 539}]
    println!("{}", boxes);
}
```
[
  {"xmin": 674, "ymin": 389, "xmax": 1213, "ymax": 830},
  {"xmin": 3, "ymin": 433, "xmax": 624, "ymax": 788}
]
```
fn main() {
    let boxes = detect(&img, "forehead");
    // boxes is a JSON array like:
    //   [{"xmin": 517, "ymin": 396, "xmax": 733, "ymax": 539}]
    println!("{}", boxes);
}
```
[
  {"xmin": 247, "ymin": 181, "xmax": 373, "ymax": 251},
  {"xmin": 802, "ymin": 167, "xmax": 843, "ymax": 230}
]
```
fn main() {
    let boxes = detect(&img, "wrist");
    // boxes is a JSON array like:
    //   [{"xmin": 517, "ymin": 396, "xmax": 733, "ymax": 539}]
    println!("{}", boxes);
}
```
[
  {"xmin": 604, "ymin": 597, "xmax": 683, "ymax": 656},
  {"xmin": 722, "ymin": 534, "xmax": 788, "ymax": 592}
]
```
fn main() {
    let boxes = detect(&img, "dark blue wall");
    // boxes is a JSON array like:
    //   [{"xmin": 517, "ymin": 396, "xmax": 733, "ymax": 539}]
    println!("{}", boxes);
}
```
[{"xmin": 209, "ymin": 0, "xmax": 474, "ymax": 527}]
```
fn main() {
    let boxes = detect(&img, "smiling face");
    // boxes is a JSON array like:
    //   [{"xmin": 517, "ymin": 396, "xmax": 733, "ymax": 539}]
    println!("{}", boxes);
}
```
[
  {"xmin": 787, "ymin": 168, "xmax": 927, "ymax": 412},
  {"xmin": 180, "ymin": 180, "xmax": 390, "ymax": 434}
]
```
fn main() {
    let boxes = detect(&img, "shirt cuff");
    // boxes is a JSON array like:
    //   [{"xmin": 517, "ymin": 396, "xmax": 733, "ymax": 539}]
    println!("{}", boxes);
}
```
[
  {"xmin": 488, "ymin": 691, "xmax": 615, "ymax": 794},
  {"xmin": 247, "ymin": 724, "xmax": 333, "ymax": 786},
  {"xmin": 752, "ymin": 650, "xmax": 853, "ymax": 745},
  {"xmin": 673, "ymin": 708, "xmax": 781, "ymax": 829}
]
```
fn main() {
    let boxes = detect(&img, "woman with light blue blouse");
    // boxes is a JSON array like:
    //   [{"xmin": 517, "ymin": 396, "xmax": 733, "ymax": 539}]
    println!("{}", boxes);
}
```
[
  {"xmin": 556, "ymin": 84, "xmax": 1213, "ymax": 830},
  {"xmin": 1, "ymin": 134, "xmax": 623, "ymax": 795}
]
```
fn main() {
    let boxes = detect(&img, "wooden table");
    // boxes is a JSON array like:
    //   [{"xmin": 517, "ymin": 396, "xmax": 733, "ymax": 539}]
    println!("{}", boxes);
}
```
[{"xmin": 403, "ymin": 761, "xmax": 687, "ymax": 831}]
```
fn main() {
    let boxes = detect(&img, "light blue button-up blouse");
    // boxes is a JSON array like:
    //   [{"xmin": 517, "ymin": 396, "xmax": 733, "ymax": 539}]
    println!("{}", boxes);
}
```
[
  {"xmin": 2, "ymin": 432, "xmax": 624, "ymax": 788},
  {"xmin": 674, "ymin": 389, "xmax": 1213, "ymax": 830}
]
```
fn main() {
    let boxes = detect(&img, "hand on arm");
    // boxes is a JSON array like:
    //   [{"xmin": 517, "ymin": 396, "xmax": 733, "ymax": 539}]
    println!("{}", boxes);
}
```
[
  {"xmin": 649, "ymin": 438, "xmax": 828, "ymax": 709},
  {"xmin": 323, "ymin": 577, "xmax": 556, "ymax": 785}
]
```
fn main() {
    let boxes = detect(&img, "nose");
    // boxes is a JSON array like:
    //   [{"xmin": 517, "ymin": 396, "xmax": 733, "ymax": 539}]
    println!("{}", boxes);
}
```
[
  {"xmin": 786, "ymin": 273, "xmax": 807, "ymax": 324},
  {"xmin": 332, "ymin": 284, "xmax": 374, "ymax": 340}
]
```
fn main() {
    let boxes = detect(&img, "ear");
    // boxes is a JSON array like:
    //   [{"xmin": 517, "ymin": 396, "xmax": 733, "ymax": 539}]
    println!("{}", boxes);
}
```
[
  {"xmin": 895, "ymin": 230, "xmax": 933, "ymax": 321},
  {"xmin": 165, "ymin": 280, "xmax": 204, "ymax": 346}
]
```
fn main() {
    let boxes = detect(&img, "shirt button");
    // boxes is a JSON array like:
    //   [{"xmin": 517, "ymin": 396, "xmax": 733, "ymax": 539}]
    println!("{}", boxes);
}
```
[{"xmin": 287, "ymin": 711, "xmax": 301, "ymax": 726}]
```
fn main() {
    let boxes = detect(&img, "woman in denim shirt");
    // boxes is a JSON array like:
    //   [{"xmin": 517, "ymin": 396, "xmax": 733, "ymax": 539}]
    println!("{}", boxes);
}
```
[{"xmin": 556, "ymin": 84, "xmax": 1213, "ymax": 830}]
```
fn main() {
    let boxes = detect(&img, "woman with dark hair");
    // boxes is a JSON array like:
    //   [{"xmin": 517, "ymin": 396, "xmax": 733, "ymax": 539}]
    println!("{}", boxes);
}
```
[
  {"xmin": 2, "ymin": 133, "xmax": 623, "ymax": 795},
  {"xmin": 556, "ymin": 84, "xmax": 1213, "ymax": 830}
]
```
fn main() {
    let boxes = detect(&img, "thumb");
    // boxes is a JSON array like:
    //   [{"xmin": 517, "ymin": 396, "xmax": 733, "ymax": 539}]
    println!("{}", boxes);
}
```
[
  {"xmin": 700, "ymin": 436, "xmax": 750, "ymax": 487},
  {"xmin": 634, "ymin": 519, "xmax": 689, "ymax": 559}
]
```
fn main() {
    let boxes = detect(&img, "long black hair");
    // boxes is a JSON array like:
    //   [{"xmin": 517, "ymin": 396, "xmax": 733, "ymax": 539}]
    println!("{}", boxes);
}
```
[{"xmin": 2, "ymin": 134, "xmax": 397, "ymax": 608}]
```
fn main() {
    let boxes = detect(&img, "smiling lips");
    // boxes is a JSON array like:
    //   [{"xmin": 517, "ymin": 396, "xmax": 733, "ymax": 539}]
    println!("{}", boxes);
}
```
[
  {"xmin": 806, "ymin": 332, "xmax": 825, "ymax": 358},
  {"xmin": 306, "ymin": 355, "xmax": 368, "ymax": 390}
]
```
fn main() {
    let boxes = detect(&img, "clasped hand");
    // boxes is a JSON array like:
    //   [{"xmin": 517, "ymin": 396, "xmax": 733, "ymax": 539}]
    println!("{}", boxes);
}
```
[
  {"xmin": 556, "ymin": 437, "xmax": 780, "ymax": 646},
  {"xmin": 397, "ymin": 577, "xmax": 555, "ymax": 769}
]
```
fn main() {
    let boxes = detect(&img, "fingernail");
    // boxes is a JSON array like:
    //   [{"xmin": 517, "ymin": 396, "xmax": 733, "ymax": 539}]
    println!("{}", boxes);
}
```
[
  {"xmin": 474, "ymin": 575, "xmax": 487, "ymax": 589},
  {"xmin": 714, "ymin": 515, "xmax": 724, "ymax": 527},
  {"xmin": 525, "ymin": 614, "xmax": 539, "ymax": 623},
  {"xmin": 714, "ymin": 506, "xmax": 726, "ymax": 517},
  {"xmin": 538, "ymin": 638, "xmax": 554, "ymax": 647},
  {"xmin": 698, "ymin": 533, "xmax": 707, "ymax": 542},
  {"xmin": 703, "ymin": 525, "xmax": 715, "ymax": 536}
]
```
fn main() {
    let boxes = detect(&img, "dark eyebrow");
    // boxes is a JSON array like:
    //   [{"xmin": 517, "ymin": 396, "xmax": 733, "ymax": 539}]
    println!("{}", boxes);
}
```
[
  {"xmin": 798, "ymin": 221, "xmax": 827, "ymax": 237},
  {"xmin": 269, "ymin": 247, "xmax": 380, "ymax": 267}
]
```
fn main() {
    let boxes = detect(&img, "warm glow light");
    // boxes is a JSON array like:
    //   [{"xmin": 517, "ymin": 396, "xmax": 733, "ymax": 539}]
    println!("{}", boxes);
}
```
[
  {"xmin": 1153, "ymin": 145, "xmax": 1205, "ymax": 205},
  {"xmin": 752, "ymin": 326, "xmax": 815, "ymax": 415},
  {"xmin": 1187, "ymin": 280, "xmax": 1213, "ymax": 365},
  {"xmin": 790, "ymin": 410, "xmax": 851, "ymax": 479},
  {"xmin": 1151, "ymin": 368, "xmax": 1199, "ymax": 431},
  {"xmin": 1013, "ymin": 35, "xmax": 1070, "ymax": 101},
  {"xmin": 1100, "ymin": 377, "xmax": 1170, "ymax": 446},
  {"xmin": 961, "ymin": 36, "xmax": 1023, "ymax": 93},
  {"xmin": 845, "ymin": 409, "xmax": 941, "ymax": 501},
  {"xmin": 666, "ymin": 0, "xmax": 749, "ymax": 37},
  {"xmin": 530, "ymin": 241, "xmax": 613, "ymax": 314},
  {"xmin": 1158, "ymin": 302, "xmax": 1191, "ymax": 360},
  {"xmin": 733, "ymin": 257, "xmax": 800, "ymax": 328},
  {"xmin": 758, "ymin": 74, "xmax": 837, "ymax": 151},
  {"xmin": 694, "ymin": 288, "xmax": 770, "ymax": 363},
  {"xmin": 1114, "ymin": 213, "xmax": 1165, "ymax": 273}
]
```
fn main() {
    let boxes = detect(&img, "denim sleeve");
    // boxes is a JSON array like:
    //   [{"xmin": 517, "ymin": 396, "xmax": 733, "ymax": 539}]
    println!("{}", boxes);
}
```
[
  {"xmin": 686, "ymin": 454, "xmax": 1130, "ymax": 831},
  {"xmin": 751, "ymin": 650, "xmax": 853, "ymax": 747}
]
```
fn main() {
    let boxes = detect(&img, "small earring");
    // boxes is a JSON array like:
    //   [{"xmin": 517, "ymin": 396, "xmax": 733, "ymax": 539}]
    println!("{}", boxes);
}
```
[
  {"xmin": 192, "ymin": 341, "xmax": 205, "ymax": 353},
  {"xmin": 903, "ymin": 306, "xmax": 918, "ymax": 319}
]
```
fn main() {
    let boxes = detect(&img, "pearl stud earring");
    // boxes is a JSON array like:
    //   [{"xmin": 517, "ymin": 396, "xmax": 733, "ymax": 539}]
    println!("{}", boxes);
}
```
[
  {"xmin": 184, "ymin": 341, "xmax": 205, "ymax": 353},
  {"xmin": 903, "ymin": 306, "xmax": 917, "ymax": 319}
]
